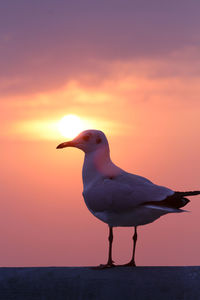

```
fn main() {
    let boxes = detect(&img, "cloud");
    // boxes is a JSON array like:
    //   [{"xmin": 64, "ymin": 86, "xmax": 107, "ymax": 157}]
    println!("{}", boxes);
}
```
[
  {"xmin": 0, "ymin": 0, "xmax": 200, "ymax": 96},
  {"xmin": 2, "ymin": 47, "xmax": 200, "ymax": 113},
  {"xmin": 1, "ymin": 49, "xmax": 200, "ymax": 142},
  {"xmin": 1, "ymin": 44, "xmax": 200, "ymax": 100}
]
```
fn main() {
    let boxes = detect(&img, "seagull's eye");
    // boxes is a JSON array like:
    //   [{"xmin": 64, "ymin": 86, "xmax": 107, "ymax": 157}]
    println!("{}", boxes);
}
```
[
  {"xmin": 96, "ymin": 137, "xmax": 102, "ymax": 144},
  {"xmin": 82, "ymin": 134, "xmax": 90, "ymax": 142}
]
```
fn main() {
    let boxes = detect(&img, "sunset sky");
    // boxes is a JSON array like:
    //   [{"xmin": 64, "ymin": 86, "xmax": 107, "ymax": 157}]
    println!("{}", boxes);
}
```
[{"xmin": 1, "ymin": 0, "xmax": 200, "ymax": 266}]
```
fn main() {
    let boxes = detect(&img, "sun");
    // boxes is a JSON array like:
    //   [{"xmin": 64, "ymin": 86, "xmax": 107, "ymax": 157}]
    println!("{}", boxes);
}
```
[{"xmin": 57, "ymin": 114, "xmax": 86, "ymax": 139}]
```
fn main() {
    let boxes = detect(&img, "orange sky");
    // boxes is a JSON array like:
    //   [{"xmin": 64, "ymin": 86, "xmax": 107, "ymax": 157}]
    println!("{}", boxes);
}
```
[{"xmin": 0, "ymin": 1, "xmax": 200, "ymax": 266}]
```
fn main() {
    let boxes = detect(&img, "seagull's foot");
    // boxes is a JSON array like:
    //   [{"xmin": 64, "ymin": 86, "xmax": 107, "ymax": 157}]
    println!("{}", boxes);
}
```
[
  {"xmin": 118, "ymin": 260, "xmax": 136, "ymax": 267},
  {"xmin": 92, "ymin": 261, "xmax": 116, "ymax": 270}
]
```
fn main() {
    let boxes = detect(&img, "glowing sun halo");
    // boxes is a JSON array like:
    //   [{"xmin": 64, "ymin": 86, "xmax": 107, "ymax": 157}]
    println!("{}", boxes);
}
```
[{"xmin": 57, "ymin": 114, "xmax": 86, "ymax": 139}]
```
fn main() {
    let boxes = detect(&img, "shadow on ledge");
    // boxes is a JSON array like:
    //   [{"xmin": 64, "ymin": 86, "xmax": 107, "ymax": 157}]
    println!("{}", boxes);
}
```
[{"xmin": 0, "ymin": 266, "xmax": 200, "ymax": 300}]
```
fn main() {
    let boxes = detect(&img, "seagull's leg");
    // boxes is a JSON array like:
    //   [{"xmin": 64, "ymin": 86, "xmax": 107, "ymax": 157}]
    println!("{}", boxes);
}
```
[
  {"xmin": 130, "ymin": 226, "xmax": 138, "ymax": 266},
  {"xmin": 120, "ymin": 226, "xmax": 138, "ymax": 267},
  {"xmin": 128, "ymin": 226, "xmax": 137, "ymax": 266},
  {"xmin": 107, "ymin": 226, "xmax": 114, "ymax": 266},
  {"xmin": 93, "ymin": 226, "xmax": 115, "ymax": 269}
]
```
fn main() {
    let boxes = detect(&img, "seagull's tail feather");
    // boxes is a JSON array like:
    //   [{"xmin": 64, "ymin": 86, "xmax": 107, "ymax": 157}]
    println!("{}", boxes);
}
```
[
  {"xmin": 142, "ymin": 191, "xmax": 200, "ymax": 210},
  {"xmin": 175, "ymin": 191, "xmax": 200, "ymax": 197},
  {"xmin": 143, "ymin": 204, "xmax": 188, "ymax": 213}
]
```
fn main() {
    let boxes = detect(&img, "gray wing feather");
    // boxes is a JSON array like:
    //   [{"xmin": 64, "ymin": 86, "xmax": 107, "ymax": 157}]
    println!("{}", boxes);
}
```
[{"xmin": 83, "ymin": 172, "xmax": 174, "ymax": 213}]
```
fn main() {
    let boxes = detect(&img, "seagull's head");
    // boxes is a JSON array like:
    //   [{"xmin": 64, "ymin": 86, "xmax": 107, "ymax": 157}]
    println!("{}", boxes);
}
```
[{"xmin": 56, "ymin": 129, "xmax": 109, "ymax": 153}]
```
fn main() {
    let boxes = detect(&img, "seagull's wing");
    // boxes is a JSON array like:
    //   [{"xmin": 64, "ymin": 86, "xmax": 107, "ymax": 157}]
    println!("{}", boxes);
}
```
[{"xmin": 83, "ymin": 172, "xmax": 174, "ymax": 213}]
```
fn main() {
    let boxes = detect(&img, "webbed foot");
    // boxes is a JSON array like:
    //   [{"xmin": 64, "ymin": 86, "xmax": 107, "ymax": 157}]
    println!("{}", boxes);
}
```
[
  {"xmin": 91, "ymin": 262, "xmax": 116, "ymax": 270},
  {"xmin": 118, "ymin": 261, "xmax": 136, "ymax": 267}
]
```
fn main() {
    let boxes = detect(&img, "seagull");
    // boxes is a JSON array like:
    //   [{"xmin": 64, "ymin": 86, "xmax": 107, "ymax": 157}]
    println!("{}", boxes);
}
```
[{"xmin": 57, "ymin": 129, "xmax": 200, "ymax": 268}]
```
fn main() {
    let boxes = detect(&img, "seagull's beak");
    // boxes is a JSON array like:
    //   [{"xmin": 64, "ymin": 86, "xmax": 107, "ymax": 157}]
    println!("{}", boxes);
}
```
[{"xmin": 56, "ymin": 140, "xmax": 75, "ymax": 149}]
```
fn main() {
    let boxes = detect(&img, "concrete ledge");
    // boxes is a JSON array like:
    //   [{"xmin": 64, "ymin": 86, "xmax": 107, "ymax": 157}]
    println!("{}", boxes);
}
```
[{"xmin": 0, "ymin": 266, "xmax": 200, "ymax": 299}]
